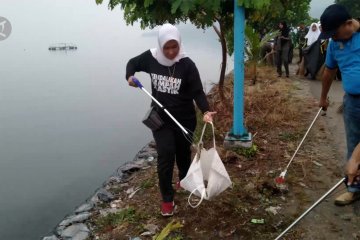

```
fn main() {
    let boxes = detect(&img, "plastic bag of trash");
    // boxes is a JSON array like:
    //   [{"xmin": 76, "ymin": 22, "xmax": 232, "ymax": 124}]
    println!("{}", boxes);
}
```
[{"xmin": 180, "ymin": 122, "xmax": 232, "ymax": 208}]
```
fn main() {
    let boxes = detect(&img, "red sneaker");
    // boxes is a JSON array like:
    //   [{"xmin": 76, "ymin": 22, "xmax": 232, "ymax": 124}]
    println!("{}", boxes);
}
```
[{"xmin": 161, "ymin": 201, "xmax": 176, "ymax": 217}]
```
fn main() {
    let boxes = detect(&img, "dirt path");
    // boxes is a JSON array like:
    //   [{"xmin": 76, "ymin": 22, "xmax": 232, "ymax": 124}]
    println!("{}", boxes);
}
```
[{"xmin": 282, "ymin": 65, "xmax": 360, "ymax": 240}]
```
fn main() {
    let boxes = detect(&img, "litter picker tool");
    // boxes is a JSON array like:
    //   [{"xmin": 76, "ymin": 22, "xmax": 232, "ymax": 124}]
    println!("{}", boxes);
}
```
[
  {"xmin": 275, "ymin": 178, "xmax": 345, "ymax": 240},
  {"xmin": 275, "ymin": 107, "xmax": 325, "ymax": 185},
  {"xmin": 132, "ymin": 77, "xmax": 190, "ymax": 137}
]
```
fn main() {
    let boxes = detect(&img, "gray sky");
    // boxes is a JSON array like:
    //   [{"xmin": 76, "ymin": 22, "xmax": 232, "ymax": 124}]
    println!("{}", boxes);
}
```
[{"xmin": 310, "ymin": 0, "xmax": 335, "ymax": 18}]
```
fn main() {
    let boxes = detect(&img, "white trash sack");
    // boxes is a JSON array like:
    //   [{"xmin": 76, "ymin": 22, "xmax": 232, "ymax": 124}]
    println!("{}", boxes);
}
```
[{"xmin": 180, "ymin": 122, "xmax": 232, "ymax": 208}]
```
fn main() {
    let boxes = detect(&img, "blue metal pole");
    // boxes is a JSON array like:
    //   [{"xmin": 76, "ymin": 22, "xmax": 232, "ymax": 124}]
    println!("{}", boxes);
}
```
[{"xmin": 233, "ymin": 1, "xmax": 247, "ymax": 136}]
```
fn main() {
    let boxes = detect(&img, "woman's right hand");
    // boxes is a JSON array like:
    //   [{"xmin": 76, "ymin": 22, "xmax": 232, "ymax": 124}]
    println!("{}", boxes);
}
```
[{"xmin": 127, "ymin": 76, "xmax": 137, "ymax": 87}]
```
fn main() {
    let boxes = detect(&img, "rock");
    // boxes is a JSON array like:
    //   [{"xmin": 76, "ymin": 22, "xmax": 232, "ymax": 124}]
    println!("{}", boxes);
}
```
[
  {"xmin": 148, "ymin": 141, "xmax": 156, "ymax": 148},
  {"xmin": 97, "ymin": 189, "xmax": 115, "ymax": 203},
  {"xmin": 130, "ymin": 238, "xmax": 142, "ymax": 240},
  {"xmin": 134, "ymin": 159, "xmax": 145, "ymax": 166},
  {"xmin": 120, "ymin": 173, "xmax": 135, "ymax": 183},
  {"xmin": 89, "ymin": 195, "xmax": 100, "ymax": 205},
  {"xmin": 110, "ymin": 199, "xmax": 122, "ymax": 208},
  {"xmin": 107, "ymin": 176, "xmax": 122, "ymax": 184},
  {"xmin": 244, "ymin": 182, "xmax": 255, "ymax": 192},
  {"xmin": 144, "ymin": 223, "xmax": 159, "ymax": 234},
  {"xmin": 61, "ymin": 224, "xmax": 90, "ymax": 240},
  {"xmin": 120, "ymin": 183, "xmax": 129, "ymax": 188},
  {"xmin": 59, "ymin": 213, "xmax": 92, "ymax": 227},
  {"xmin": 147, "ymin": 156, "xmax": 154, "ymax": 162},
  {"xmin": 120, "ymin": 163, "xmax": 142, "ymax": 174},
  {"xmin": 265, "ymin": 206, "xmax": 281, "ymax": 215},
  {"xmin": 56, "ymin": 213, "xmax": 92, "ymax": 236},
  {"xmin": 42, "ymin": 235, "xmax": 59, "ymax": 240},
  {"xmin": 137, "ymin": 151, "xmax": 151, "ymax": 159},
  {"xmin": 99, "ymin": 208, "xmax": 120, "ymax": 216},
  {"xmin": 75, "ymin": 203, "xmax": 94, "ymax": 214}
]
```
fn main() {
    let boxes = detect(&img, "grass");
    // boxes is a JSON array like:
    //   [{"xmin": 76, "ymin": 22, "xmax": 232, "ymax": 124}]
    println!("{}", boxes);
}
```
[
  {"xmin": 233, "ymin": 144, "xmax": 258, "ymax": 158},
  {"xmin": 279, "ymin": 131, "xmax": 303, "ymax": 142},
  {"xmin": 140, "ymin": 178, "xmax": 155, "ymax": 189},
  {"xmin": 94, "ymin": 207, "xmax": 140, "ymax": 233}
]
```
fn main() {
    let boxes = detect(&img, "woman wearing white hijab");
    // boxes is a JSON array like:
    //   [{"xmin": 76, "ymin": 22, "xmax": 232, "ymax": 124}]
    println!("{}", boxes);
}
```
[
  {"xmin": 305, "ymin": 23, "xmax": 321, "ymax": 46},
  {"xmin": 126, "ymin": 23, "xmax": 216, "ymax": 217}
]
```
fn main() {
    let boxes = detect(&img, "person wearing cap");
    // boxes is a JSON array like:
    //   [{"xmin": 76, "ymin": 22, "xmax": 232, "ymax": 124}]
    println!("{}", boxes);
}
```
[{"xmin": 318, "ymin": 4, "xmax": 360, "ymax": 206}]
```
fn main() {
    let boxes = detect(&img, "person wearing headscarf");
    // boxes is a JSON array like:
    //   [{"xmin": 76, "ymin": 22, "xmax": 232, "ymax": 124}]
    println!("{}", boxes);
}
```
[
  {"xmin": 126, "ymin": 24, "xmax": 216, "ymax": 217},
  {"xmin": 305, "ymin": 23, "xmax": 321, "ymax": 46},
  {"xmin": 302, "ymin": 22, "xmax": 326, "ymax": 80},
  {"xmin": 274, "ymin": 21, "xmax": 291, "ymax": 77}
]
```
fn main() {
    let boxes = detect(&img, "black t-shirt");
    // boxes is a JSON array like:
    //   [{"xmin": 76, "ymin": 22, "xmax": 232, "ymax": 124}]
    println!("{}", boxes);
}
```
[{"xmin": 126, "ymin": 50, "xmax": 210, "ymax": 122}]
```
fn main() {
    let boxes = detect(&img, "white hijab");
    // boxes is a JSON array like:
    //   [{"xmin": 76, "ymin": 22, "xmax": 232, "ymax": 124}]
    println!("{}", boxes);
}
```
[
  {"xmin": 150, "ymin": 23, "xmax": 186, "ymax": 67},
  {"xmin": 305, "ymin": 23, "xmax": 321, "ymax": 46}
]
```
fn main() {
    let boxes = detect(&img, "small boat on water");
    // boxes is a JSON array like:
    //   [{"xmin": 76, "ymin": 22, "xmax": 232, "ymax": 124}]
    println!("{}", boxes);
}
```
[{"xmin": 48, "ymin": 43, "xmax": 78, "ymax": 51}]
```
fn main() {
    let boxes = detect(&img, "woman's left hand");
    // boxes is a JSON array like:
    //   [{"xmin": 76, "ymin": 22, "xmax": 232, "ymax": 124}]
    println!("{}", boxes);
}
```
[{"xmin": 203, "ymin": 111, "xmax": 217, "ymax": 123}]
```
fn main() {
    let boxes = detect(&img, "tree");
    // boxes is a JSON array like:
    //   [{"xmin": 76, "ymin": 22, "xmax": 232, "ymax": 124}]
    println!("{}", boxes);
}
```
[
  {"xmin": 96, "ymin": 0, "xmax": 273, "ymax": 108},
  {"xmin": 96, "ymin": 0, "xmax": 311, "ymax": 107},
  {"xmin": 335, "ymin": 0, "xmax": 360, "ymax": 18},
  {"xmin": 245, "ymin": 27, "xmax": 279, "ymax": 84},
  {"xmin": 246, "ymin": 0, "xmax": 311, "ymax": 31}
]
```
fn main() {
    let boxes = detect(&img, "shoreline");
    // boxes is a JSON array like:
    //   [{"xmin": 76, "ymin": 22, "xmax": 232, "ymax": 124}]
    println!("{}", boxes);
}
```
[{"xmin": 41, "ymin": 141, "xmax": 158, "ymax": 240}]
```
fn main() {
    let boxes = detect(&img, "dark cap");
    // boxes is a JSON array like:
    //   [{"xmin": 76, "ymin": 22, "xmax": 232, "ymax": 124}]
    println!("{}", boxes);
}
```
[{"xmin": 319, "ymin": 4, "xmax": 352, "ymax": 39}]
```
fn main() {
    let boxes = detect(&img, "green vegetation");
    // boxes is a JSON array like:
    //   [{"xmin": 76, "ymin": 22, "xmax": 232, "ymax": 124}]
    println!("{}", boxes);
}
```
[
  {"xmin": 336, "ymin": 0, "xmax": 360, "ymax": 18},
  {"xmin": 96, "ymin": 0, "xmax": 312, "ymax": 107},
  {"xmin": 233, "ymin": 143, "xmax": 258, "ymax": 158},
  {"xmin": 94, "ymin": 207, "xmax": 141, "ymax": 232},
  {"xmin": 153, "ymin": 220, "xmax": 184, "ymax": 240},
  {"xmin": 140, "ymin": 178, "xmax": 155, "ymax": 189}
]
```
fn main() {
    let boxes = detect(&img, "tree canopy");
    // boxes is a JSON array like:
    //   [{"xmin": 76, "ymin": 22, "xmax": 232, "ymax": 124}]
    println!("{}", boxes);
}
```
[
  {"xmin": 335, "ymin": 0, "xmax": 360, "ymax": 18},
  {"xmin": 97, "ymin": 0, "xmax": 311, "ymax": 105},
  {"xmin": 246, "ymin": 0, "xmax": 311, "ymax": 31}
]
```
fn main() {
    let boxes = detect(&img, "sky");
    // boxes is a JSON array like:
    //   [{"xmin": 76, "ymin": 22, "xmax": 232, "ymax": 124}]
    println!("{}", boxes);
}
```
[{"xmin": 310, "ymin": 0, "xmax": 335, "ymax": 18}]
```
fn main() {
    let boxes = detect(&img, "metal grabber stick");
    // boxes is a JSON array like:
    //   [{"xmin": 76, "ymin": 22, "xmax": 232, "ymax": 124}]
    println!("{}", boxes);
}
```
[
  {"xmin": 131, "ymin": 77, "xmax": 190, "ymax": 136},
  {"xmin": 275, "ymin": 107, "xmax": 325, "ymax": 184},
  {"xmin": 275, "ymin": 178, "xmax": 345, "ymax": 240}
]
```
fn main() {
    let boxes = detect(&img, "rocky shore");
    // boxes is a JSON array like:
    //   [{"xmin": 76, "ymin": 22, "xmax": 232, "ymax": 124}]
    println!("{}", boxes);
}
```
[{"xmin": 42, "ymin": 142, "xmax": 158, "ymax": 240}]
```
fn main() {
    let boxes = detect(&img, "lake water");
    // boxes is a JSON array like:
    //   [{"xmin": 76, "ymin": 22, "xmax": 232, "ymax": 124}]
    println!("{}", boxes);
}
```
[{"xmin": 0, "ymin": 0, "xmax": 225, "ymax": 239}]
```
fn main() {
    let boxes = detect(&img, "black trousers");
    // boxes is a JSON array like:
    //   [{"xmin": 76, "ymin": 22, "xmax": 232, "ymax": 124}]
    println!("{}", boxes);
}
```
[
  {"xmin": 153, "ymin": 119, "xmax": 196, "ymax": 202},
  {"xmin": 299, "ymin": 48, "xmax": 303, "ymax": 63},
  {"xmin": 276, "ymin": 43, "xmax": 290, "ymax": 76}
]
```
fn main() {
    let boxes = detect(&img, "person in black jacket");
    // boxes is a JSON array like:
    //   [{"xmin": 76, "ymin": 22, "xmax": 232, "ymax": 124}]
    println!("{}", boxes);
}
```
[
  {"xmin": 275, "ymin": 21, "xmax": 291, "ymax": 77},
  {"xmin": 126, "ymin": 23, "xmax": 216, "ymax": 217}
]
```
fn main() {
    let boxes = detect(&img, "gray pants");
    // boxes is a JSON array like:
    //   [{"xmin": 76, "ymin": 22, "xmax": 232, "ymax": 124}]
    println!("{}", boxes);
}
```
[{"xmin": 276, "ymin": 43, "xmax": 290, "ymax": 76}]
